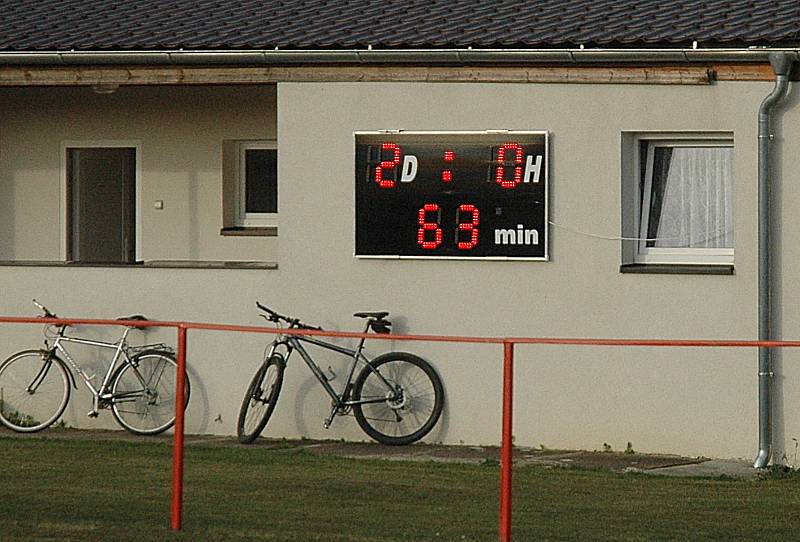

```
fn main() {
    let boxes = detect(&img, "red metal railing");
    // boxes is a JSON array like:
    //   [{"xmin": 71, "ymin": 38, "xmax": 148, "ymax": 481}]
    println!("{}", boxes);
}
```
[{"xmin": 3, "ymin": 314, "xmax": 800, "ymax": 540}]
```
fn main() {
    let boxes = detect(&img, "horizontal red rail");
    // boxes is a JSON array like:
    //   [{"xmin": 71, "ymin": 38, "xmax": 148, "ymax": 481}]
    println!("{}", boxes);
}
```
[
  {"xmin": 3, "ymin": 315, "xmax": 800, "ymax": 348},
  {"xmin": 3, "ymin": 313, "xmax": 800, "ymax": 541}
]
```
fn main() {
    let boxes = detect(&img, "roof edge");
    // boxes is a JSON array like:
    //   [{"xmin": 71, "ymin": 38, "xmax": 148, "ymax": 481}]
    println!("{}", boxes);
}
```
[{"xmin": 0, "ymin": 48, "xmax": 797, "ymax": 66}]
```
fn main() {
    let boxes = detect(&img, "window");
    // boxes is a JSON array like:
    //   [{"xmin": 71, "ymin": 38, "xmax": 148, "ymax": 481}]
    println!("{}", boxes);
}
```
[
  {"xmin": 634, "ymin": 135, "xmax": 734, "ymax": 265},
  {"xmin": 234, "ymin": 141, "xmax": 277, "ymax": 228}
]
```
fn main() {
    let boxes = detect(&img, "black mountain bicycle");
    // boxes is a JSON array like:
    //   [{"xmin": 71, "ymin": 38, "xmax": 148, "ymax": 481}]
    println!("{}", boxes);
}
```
[{"xmin": 237, "ymin": 303, "xmax": 444, "ymax": 446}]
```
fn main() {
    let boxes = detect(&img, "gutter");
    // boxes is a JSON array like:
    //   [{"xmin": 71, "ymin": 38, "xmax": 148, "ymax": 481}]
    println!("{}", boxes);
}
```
[
  {"xmin": 754, "ymin": 52, "xmax": 795, "ymax": 469},
  {"xmin": 0, "ymin": 48, "xmax": 798, "ymax": 66}
]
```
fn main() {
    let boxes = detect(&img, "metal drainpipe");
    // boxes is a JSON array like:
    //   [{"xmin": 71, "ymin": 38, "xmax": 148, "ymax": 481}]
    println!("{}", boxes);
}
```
[{"xmin": 755, "ymin": 52, "xmax": 795, "ymax": 469}]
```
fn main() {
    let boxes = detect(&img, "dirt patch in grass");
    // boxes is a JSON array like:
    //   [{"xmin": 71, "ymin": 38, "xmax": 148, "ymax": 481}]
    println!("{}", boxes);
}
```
[
  {"xmin": 0, "ymin": 427, "xmax": 706, "ymax": 472},
  {"xmin": 301, "ymin": 440, "xmax": 706, "ymax": 472}
]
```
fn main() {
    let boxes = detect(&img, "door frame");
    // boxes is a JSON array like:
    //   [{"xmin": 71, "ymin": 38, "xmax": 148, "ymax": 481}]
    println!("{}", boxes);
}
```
[{"xmin": 60, "ymin": 140, "xmax": 142, "ymax": 262}]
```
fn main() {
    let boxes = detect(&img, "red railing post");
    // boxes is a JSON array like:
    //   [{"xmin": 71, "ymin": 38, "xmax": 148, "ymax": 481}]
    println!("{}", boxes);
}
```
[
  {"xmin": 499, "ymin": 340, "xmax": 514, "ymax": 541},
  {"xmin": 171, "ymin": 325, "xmax": 187, "ymax": 531}
]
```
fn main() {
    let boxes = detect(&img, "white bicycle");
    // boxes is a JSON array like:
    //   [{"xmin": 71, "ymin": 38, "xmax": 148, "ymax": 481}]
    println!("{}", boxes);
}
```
[{"xmin": 0, "ymin": 300, "xmax": 189, "ymax": 435}]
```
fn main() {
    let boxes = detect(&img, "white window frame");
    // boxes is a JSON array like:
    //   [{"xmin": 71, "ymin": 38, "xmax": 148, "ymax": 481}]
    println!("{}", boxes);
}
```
[
  {"xmin": 634, "ymin": 134, "xmax": 734, "ymax": 265},
  {"xmin": 234, "ymin": 140, "xmax": 277, "ymax": 228}
]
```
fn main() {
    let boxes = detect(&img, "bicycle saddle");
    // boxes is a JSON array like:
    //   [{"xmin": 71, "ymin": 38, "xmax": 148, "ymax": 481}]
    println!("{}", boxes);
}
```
[
  {"xmin": 116, "ymin": 315, "xmax": 149, "ymax": 321},
  {"xmin": 353, "ymin": 311, "xmax": 389, "ymax": 320}
]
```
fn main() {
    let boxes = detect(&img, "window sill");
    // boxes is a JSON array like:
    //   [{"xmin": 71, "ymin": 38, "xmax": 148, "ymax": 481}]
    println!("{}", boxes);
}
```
[
  {"xmin": 620, "ymin": 263, "xmax": 734, "ymax": 275},
  {"xmin": 0, "ymin": 260, "xmax": 278, "ymax": 270},
  {"xmin": 143, "ymin": 260, "xmax": 278, "ymax": 269},
  {"xmin": 220, "ymin": 227, "xmax": 277, "ymax": 237}
]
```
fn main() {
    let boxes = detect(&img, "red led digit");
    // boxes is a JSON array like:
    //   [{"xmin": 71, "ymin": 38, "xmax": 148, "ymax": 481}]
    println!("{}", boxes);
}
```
[
  {"xmin": 495, "ymin": 142, "xmax": 524, "ymax": 189},
  {"xmin": 456, "ymin": 204, "xmax": 480, "ymax": 250},
  {"xmin": 417, "ymin": 203, "xmax": 443, "ymax": 249},
  {"xmin": 374, "ymin": 143, "xmax": 401, "ymax": 188},
  {"xmin": 442, "ymin": 150, "xmax": 454, "ymax": 182}
]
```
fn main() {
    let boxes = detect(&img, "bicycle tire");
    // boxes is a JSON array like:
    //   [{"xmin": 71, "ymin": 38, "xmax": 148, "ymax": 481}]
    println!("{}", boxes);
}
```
[
  {"xmin": 110, "ymin": 350, "xmax": 190, "ymax": 435},
  {"xmin": 0, "ymin": 350, "xmax": 71, "ymax": 432},
  {"xmin": 352, "ymin": 352, "xmax": 444, "ymax": 446},
  {"xmin": 237, "ymin": 354, "xmax": 285, "ymax": 444}
]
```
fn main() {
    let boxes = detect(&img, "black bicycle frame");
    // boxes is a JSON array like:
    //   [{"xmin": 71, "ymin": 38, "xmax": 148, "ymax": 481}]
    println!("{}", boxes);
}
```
[{"xmin": 270, "ymin": 330, "xmax": 399, "ymax": 427}]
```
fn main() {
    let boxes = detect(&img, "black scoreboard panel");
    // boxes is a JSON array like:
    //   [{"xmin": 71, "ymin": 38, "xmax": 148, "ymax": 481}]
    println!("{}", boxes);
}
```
[{"xmin": 355, "ymin": 132, "xmax": 548, "ymax": 259}]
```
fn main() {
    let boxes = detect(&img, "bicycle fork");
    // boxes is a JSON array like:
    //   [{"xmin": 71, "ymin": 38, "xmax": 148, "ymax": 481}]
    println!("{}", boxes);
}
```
[{"xmin": 26, "ymin": 352, "xmax": 57, "ymax": 395}]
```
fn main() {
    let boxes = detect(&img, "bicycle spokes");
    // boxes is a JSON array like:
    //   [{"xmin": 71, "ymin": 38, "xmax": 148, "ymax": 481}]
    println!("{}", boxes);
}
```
[
  {"xmin": 353, "ymin": 353, "xmax": 444, "ymax": 445},
  {"xmin": 0, "ymin": 351, "xmax": 71, "ymax": 432},
  {"xmin": 110, "ymin": 352, "xmax": 185, "ymax": 435},
  {"xmin": 237, "ymin": 357, "xmax": 284, "ymax": 444}
]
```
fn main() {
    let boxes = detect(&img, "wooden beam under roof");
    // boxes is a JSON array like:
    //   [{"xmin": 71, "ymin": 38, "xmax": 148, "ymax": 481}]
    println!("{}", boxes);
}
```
[
  {"xmin": 0, "ymin": 65, "xmax": 730, "ymax": 86},
  {"xmin": 0, "ymin": 63, "xmax": 782, "ymax": 87}
]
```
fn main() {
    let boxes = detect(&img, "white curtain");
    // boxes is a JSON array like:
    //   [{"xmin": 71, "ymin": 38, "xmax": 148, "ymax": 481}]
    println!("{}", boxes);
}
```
[{"xmin": 649, "ymin": 147, "xmax": 734, "ymax": 248}]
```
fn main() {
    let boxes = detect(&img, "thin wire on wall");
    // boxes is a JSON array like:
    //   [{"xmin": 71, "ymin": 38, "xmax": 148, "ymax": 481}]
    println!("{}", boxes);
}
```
[{"xmin": 547, "ymin": 220, "xmax": 732, "ymax": 243}]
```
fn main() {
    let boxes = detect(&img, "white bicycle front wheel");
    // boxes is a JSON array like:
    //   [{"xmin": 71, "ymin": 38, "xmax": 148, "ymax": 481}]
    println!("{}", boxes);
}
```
[{"xmin": 0, "ymin": 350, "xmax": 70, "ymax": 432}]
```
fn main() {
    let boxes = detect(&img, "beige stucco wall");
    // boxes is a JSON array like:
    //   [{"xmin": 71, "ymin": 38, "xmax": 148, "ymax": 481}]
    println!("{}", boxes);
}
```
[
  {"xmin": 0, "ymin": 85, "xmax": 278, "ymax": 262},
  {"xmin": 2, "ymin": 80, "xmax": 800, "ymax": 461},
  {"xmin": 277, "ymin": 81, "xmax": 800, "ymax": 460}
]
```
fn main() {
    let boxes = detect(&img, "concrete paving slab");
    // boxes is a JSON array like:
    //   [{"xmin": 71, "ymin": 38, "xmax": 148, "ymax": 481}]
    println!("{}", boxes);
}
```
[{"xmin": 643, "ymin": 459, "xmax": 758, "ymax": 480}]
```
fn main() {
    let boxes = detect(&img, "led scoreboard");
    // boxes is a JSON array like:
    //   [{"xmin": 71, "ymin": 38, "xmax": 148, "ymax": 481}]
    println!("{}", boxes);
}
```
[{"xmin": 355, "ymin": 131, "xmax": 548, "ymax": 259}]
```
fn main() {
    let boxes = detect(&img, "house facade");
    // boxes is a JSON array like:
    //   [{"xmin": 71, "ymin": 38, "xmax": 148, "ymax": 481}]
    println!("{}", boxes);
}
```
[{"xmin": 2, "ymin": 0, "xmax": 800, "ymax": 463}]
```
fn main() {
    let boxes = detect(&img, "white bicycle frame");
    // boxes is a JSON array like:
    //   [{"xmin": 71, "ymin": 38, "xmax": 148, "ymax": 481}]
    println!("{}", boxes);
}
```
[{"xmin": 45, "ymin": 325, "xmax": 168, "ymax": 416}]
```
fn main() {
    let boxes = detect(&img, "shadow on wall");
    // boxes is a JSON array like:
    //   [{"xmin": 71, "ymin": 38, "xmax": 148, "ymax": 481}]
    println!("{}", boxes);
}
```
[
  {"xmin": 186, "ymin": 362, "xmax": 210, "ymax": 435},
  {"xmin": 189, "ymin": 171, "xmax": 199, "ymax": 260},
  {"xmin": 0, "ymin": 171, "xmax": 15, "ymax": 260},
  {"xmin": 292, "ymin": 374, "xmax": 322, "ymax": 439}
]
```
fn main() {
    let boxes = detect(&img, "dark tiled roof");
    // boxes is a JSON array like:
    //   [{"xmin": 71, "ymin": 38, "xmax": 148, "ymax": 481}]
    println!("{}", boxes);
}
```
[{"xmin": 1, "ymin": 0, "xmax": 799, "ymax": 51}]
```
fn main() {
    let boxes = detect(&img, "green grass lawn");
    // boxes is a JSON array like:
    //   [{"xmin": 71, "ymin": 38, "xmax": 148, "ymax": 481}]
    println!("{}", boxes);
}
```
[{"xmin": 1, "ymin": 435, "xmax": 800, "ymax": 541}]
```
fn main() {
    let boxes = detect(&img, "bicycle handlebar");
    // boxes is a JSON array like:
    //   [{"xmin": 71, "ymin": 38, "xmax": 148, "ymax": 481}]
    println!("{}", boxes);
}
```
[
  {"xmin": 32, "ymin": 299, "xmax": 58, "ymax": 319},
  {"xmin": 255, "ymin": 301, "xmax": 281, "ymax": 320},
  {"xmin": 256, "ymin": 302, "xmax": 321, "ymax": 330}
]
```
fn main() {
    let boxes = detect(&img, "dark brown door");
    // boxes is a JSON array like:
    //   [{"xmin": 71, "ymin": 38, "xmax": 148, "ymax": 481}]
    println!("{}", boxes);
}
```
[{"xmin": 67, "ymin": 148, "xmax": 136, "ymax": 263}]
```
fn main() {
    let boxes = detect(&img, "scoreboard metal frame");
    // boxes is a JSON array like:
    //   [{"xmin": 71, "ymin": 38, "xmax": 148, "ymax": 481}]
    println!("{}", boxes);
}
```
[{"xmin": 354, "ymin": 130, "xmax": 549, "ymax": 261}]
